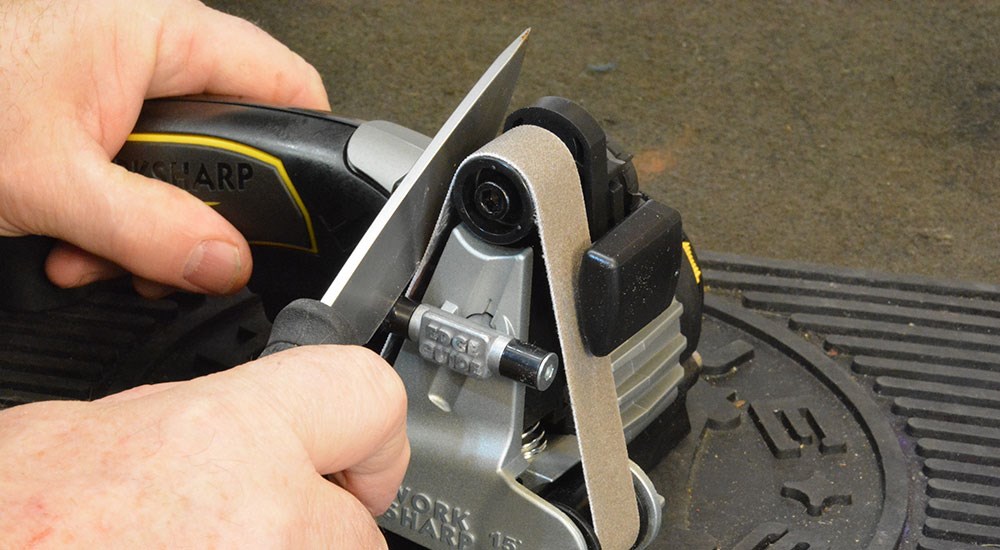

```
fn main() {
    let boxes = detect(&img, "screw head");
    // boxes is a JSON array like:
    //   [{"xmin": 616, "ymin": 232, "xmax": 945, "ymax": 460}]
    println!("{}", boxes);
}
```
[
  {"xmin": 474, "ymin": 181, "xmax": 511, "ymax": 220},
  {"xmin": 537, "ymin": 354, "xmax": 559, "ymax": 391}
]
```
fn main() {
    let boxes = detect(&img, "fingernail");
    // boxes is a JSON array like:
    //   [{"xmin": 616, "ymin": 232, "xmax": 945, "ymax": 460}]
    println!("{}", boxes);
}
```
[{"xmin": 183, "ymin": 240, "xmax": 241, "ymax": 293}]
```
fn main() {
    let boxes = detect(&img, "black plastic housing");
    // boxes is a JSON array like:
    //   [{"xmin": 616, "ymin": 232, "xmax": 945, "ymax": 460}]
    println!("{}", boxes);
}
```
[
  {"xmin": 117, "ymin": 97, "xmax": 389, "ymax": 316},
  {"xmin": 578, "ymin": 200, "xmax": 683, "ymax": 357},
  {"xmin": 0, "ymin": 236, "xmax": 91, "ymax": 311},
  {"xmin": 452, "ymin": 156, "xmax": 535, "ymax": 245},
  {"xmin": 505, "ymin": 96, "xmax": 618, "ymax": 241}
]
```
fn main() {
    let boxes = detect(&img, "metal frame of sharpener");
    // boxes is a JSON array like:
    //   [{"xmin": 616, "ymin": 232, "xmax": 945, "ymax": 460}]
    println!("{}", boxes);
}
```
[{"xmin": 370, "ymin": 102, "xmax": 694, "ymax": 549}]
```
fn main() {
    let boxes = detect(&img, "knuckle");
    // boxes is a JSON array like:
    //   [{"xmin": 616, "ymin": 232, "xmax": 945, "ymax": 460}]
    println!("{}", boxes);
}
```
[
  {"xmin": 306, "ymin": 64, "xmax": 326, "ymax": 93},
  {"xmin": 346, "ymin": 346, "xmax": 407, "ymax": 419},
  {"xmin": 252, "ymin": 344, "xmax": 407, "ymax": 425},
  {"xmin": 159, "ymin": 394, "xmax": 232, "ymax": 439},
  {"xmin": 164, "ymin": 394, "xmax": 224, "ymax": 426}
]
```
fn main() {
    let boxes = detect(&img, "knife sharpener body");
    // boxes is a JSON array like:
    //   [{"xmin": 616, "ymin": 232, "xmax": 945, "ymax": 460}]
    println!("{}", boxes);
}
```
[
  {"xmin": 0, "ymin": 95, "xmax": 701, "ymax": 549},
  {"xmin": 0, "ymin": 27, "xmax": 705, "ymax": 550}
]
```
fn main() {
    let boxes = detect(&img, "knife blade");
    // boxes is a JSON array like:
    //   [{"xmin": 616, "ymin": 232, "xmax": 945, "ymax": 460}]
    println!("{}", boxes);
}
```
[{"xmin": 317, "ymin": 29, "xmax": 530, "ymax": 344}]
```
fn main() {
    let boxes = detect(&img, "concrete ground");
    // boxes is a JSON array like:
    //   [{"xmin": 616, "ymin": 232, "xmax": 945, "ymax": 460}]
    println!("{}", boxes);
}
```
[{"xmin": 206, "ymin": 1, "xmax": 1000, "ymax": 285}]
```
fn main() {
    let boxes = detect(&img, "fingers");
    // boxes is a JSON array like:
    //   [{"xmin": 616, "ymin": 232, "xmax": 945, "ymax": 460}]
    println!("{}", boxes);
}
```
[
  {"xmin": 147, "ymin": 2, "xmax": 330, "ymax": 110},
  {"xmin": 38, "ymin": 0, "xmax": 324, "ymax": 292},
  {"xmin": 48, "ymin": 243, "xmax": 179, "ymax": 298},
  {"xmin": 45, "ymin": 242, "xmax": 125, "ymax": 288},
  {"xmin": 194, "ymin": 346, "xmax": 409, "ymax": 514},
  {"xmin": 26, "ymin": 139, "xmax": 252, "ymax": 294},
  {"xmin": 236, "ymin": 346, "xmax": 409, "ymax": 514},
  {"xmin": 86, "ymin": 346, "xmax": 405, "ymax": 546},
  {"xmin": 327, "ymin": 428, "xmax": 410, "ymax": 515},
  {"xmin": 131, "ymin": 278, "xmax": 176, "ymax": 299},
  {"xmin": 1, "ymin": 0, "xmax": 328, "ymax": 294},
  {"xmin": 300, "ymin": 481, "xmax": 389, "ymax": 550}
]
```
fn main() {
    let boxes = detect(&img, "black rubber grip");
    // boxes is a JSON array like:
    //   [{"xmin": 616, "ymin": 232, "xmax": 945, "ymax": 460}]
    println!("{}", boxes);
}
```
[{"xmin": 260, "ymin": 298, "xmax": 361, "ymax": 356}]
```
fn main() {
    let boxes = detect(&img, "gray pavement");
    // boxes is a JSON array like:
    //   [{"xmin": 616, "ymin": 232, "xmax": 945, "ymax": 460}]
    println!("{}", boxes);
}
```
[{"xmin": 206, "ymin": 1, "xmax": 1000, "ymax": 284}]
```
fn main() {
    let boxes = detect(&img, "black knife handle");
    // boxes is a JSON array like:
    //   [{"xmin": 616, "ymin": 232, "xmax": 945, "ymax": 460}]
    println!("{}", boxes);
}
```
[{"xmin": 260, "ymin": 298, "xmax": 361, "ymax": 356}]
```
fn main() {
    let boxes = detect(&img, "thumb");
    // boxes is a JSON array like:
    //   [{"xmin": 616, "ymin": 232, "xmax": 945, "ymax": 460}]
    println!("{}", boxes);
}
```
[
  {"xmin": 302, "ymin": 481, "xmax": 390, "ymax": 549},
  {"xmin": 25, "ymin": 137, "xmax": 251, "ymax": 294}
]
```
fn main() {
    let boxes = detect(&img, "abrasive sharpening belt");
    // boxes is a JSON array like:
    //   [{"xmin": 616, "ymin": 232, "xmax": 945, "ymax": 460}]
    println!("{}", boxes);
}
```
[{"xmin": 459, "ymin": 125, "xmax": 640, "ymax": 549}]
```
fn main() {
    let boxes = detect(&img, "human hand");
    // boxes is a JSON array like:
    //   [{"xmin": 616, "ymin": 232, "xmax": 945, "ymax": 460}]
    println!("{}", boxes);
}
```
[
  {"xmin": 0, "ymin": 0, "xmax": 330, "ymax": 297},
  {"xmin": 0, "ymin": 346, "xmax": 408, "ymax": 548}
]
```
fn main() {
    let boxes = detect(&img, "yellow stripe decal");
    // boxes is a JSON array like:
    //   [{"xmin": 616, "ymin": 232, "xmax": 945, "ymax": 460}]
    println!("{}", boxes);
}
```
[
  {"xmin": 682, "ymin": 241, "xmax": 702, "ymax": 285},
  {"xmin": 126, "ymin": 133, "xmax": 318, "ymax": 254}
]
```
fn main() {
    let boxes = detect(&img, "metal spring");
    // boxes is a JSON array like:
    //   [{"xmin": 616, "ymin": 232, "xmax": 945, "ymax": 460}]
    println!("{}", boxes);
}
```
[{"xmin": 521, "ymin": 421, "xmax": 548, "ymax": 461}]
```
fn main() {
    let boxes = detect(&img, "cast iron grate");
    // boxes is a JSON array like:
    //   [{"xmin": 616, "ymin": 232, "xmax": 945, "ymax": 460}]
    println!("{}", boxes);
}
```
[{"xmin": 701, "ymin": 251, "xmax": 1000, "ymax": 549}]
